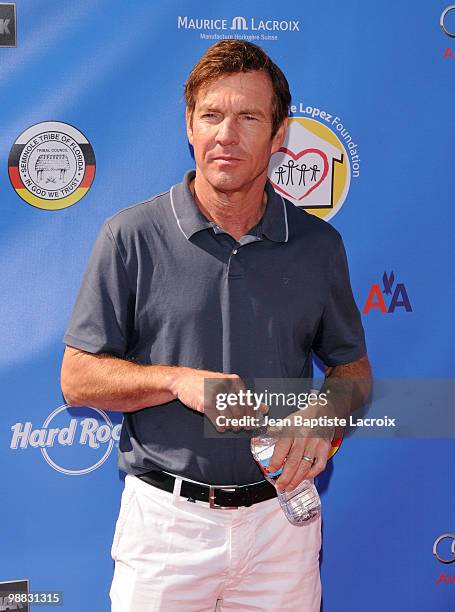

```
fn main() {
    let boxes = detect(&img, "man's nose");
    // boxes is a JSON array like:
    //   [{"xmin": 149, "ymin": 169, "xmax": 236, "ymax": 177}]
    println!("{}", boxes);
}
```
[{"xmin": 216, "ymin": 117, "xmax": 240, "ymax": 146}]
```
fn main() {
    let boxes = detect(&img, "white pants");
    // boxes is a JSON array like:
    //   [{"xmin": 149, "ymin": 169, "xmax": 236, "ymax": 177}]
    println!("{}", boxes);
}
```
[{"xmin": 109, "ymin": 474, "xmax": 321, "ymax": 611}]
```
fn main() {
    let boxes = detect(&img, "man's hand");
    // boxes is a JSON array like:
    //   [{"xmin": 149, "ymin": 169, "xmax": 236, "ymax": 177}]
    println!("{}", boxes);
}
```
[
  {"xmin": 168, "ymin": 367, "xmax": 267, "ymax": 431},
  {"xmin": 61, "ymin": 348, "xmax": 267, "ymax": 425},
  {"xmin": 268, "ymin": 355, "xmax": 372, "ymax": 492},
  {"xmin": 267, "ymin": 410, "xmax": 334, "ymax": 492}
]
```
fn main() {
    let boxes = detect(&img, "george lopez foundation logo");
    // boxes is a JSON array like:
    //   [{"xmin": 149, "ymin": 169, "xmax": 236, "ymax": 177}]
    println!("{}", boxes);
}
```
[
  {"xmin": 10, "ymin": 405, "xmax": 121, "ymax": 475},
  {"xmin": 177, "ymin": 14, "xmax": 300, "ymax": 42},
  {"xmin": 268, "ymin": 106, "xmax": 360, "ymax": 220},
  {"xmin": 362, "ymin": 271, "xmax": 412, "ymax": 314}
]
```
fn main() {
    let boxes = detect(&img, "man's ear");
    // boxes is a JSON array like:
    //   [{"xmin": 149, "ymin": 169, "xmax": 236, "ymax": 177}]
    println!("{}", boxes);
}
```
[
  {"xmin": 186, "ymin": 108, "xmax": 194, "ymax": 146},
  {"xmin": 271, "ymin": 118, "xmax": 288, "ymax": 155}
]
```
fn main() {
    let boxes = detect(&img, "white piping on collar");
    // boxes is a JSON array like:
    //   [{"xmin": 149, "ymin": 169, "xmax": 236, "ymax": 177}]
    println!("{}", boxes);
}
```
[
  {"xmin": 280, "ymin": 196, "xmax": 289, "ymax": 242},
  {"xmin": 170, "ymin": 185, "xmax": 189, "ymax": 240}
]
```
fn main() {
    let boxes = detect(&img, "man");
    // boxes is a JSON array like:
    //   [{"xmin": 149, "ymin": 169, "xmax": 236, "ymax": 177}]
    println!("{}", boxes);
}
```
[{"xmin": 61, "ymin": 41, "xmax": 371, "ymax": 611}]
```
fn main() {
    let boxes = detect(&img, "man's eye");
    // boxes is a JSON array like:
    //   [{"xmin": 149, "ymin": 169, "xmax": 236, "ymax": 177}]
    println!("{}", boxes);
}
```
[
  {"xmin": 202, "ymin": 113, "xmax": 216, "ymax": 119},
  {"xmin": 243, "ymin": 115, "xmax": 257, "ymax": 121}
]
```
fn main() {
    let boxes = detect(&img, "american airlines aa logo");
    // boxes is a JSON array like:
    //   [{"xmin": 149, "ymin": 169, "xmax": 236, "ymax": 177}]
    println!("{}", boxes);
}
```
[{"xmin": 362, "ymin": 271, "xmax": 412, "ymax": 314}]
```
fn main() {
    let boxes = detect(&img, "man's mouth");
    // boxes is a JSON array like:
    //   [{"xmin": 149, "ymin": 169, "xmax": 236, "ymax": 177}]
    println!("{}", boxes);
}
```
[{"xmin": 212, "ymin": 156, "xmax": 242, "ymax": 162}]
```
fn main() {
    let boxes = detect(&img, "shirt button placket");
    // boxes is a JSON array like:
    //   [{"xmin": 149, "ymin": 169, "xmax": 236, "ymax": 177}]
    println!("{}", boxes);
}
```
[{"xmin": 227, "ymin": 245, "xmax": 243, "ymax": 278}]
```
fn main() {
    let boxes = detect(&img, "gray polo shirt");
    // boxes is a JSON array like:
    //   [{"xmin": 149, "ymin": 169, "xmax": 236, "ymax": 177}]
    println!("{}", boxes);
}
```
[{"xmin": 64, "ymin": 170, "xmax": 366, "ymax": 485}]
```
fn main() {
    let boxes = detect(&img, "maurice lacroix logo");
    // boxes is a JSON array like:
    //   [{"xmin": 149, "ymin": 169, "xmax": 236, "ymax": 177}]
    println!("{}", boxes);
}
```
[
  {"xmin": 177, "ymin": 15, "xmax": 300, "ymax": 42},
  {"xmin": 0, "ymin": 3, "xmax": 16, "ymax": 47},
  {"xmin": 10, "ymin": 405, "xmax": 121, "ymax": 475},
  {"xmin": 362, "ymin": 271, "xmax": 412, "ymax": 314}
]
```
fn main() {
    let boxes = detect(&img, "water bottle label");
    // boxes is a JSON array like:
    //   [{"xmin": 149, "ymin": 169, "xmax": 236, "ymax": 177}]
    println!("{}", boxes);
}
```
[{"xmin": 258, "ymin": 458, "xmax": 282, "ymax": 480}]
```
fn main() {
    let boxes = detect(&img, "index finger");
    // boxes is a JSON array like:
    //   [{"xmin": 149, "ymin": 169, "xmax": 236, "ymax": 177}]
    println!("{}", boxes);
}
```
[{"xmin": 268, "ymin": 437, "xmax": 292, "ymax": 474}]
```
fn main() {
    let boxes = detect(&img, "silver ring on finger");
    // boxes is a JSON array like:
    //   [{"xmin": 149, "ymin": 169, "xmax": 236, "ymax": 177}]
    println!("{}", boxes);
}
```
[{"xmin": 302, "ymin": 455, "xmax": 314, "ymax": 464}]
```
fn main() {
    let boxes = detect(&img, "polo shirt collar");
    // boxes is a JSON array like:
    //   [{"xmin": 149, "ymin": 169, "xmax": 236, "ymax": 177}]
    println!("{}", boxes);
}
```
[
  {"xmin": 170, "ymin": 170, "xmax": 289, "ymax": 243},
  {"xmin": 262, "ymin": 179, "xmax": 289, "ymax": 243},
  {"xmin": 170, "ymin": 171, "xmax": 213, "ymax": 239}
]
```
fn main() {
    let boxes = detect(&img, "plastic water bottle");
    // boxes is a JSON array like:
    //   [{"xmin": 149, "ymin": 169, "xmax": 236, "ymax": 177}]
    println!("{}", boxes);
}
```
[{"xmin": 251, "ymin": 434, "xmax": 321, "ymax": 525}]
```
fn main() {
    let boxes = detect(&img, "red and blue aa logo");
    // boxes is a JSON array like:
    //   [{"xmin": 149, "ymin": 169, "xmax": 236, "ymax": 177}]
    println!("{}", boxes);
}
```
[{"xmin": 362, "ymin": 271, "xmax": 412, "ymax": 314}]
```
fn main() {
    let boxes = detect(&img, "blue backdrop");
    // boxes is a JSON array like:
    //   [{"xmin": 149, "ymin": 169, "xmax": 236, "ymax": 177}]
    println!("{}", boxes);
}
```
[{"xmin": 1, "ymin": 1, "xmax": 454, "ymax": 610}]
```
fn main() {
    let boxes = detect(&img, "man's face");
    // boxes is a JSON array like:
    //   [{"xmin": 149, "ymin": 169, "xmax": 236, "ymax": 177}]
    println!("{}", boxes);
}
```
[{"xmin": 186, "ymin": 71, "xmax": 287, "ymax": 193}]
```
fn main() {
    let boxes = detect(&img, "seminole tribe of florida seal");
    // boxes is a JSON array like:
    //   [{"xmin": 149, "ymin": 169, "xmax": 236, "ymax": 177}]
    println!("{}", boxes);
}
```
[{"xmin": 8, "ymin": 120, "xmax": 95, "ymax": 210}]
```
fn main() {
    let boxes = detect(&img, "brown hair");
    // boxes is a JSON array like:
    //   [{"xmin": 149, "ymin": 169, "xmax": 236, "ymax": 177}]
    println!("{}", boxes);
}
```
[{"xmin": 184, "ymin": 40, "xmax": 291, "ymax": 137}]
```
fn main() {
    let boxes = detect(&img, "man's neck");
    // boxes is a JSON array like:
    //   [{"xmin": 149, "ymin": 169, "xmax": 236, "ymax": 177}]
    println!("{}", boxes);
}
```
[{"xmin": 190, "ymin": 172, "xmax": 267, "ymax": 241}]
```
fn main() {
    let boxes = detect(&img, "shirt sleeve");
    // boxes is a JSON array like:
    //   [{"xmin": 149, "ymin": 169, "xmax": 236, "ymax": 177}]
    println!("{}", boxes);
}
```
[
  {"xmin": 312, "ymin": 233, "xmax": 366, "ymax": 366},
  {"xmin": 63, "ymin": 221, "xmax": 135, "ymax": 357}
]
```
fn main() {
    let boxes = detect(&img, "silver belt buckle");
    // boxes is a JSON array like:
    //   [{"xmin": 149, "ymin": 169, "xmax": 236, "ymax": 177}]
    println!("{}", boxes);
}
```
[{"xmin": 209, "ymin": 486, "xmax": 238, "ymax": 510}]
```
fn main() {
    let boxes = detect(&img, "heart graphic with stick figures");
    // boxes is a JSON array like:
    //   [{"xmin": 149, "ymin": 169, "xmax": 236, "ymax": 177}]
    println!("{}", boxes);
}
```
[{"xmin": 269, "ymin": 147, "xmax": 329, "ymax": 201}]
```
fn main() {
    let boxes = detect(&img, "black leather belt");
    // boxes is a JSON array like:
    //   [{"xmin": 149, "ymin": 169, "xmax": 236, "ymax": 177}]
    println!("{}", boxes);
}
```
[{"xmin": 136, "ymin": 470, "xmax": 277, "ymax": 509}]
